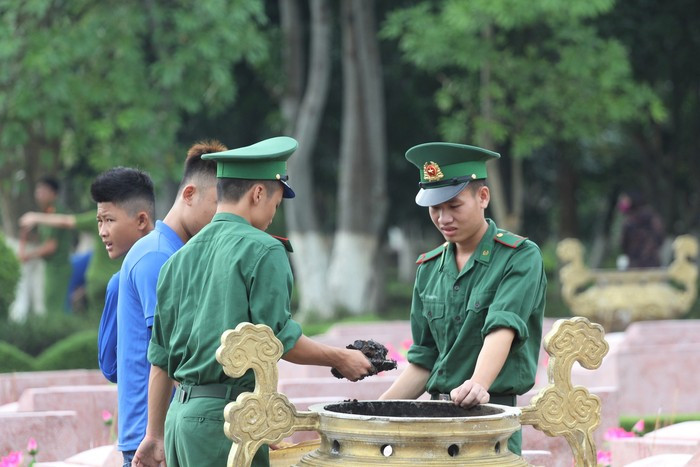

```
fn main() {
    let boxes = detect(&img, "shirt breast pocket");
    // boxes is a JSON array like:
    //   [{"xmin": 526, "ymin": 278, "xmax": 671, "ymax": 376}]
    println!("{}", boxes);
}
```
[
  {"xmin": 464, "ymin": 292, "xmax": 492, "ymax": 341},
  {"xmin": 422, "ymin": 301, "xmax": 446, "ymax": 344}
]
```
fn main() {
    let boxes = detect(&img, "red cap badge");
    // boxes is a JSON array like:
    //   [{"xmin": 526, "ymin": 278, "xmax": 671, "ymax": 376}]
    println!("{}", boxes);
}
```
[{"xmin": 422, "ymin": 161, "xmax": 444, "ymax": 182}]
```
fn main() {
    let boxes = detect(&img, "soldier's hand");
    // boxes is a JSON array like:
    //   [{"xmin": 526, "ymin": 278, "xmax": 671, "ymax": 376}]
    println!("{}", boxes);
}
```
[
  {"xmin": 133, "ymin": 435, "xmax": 166, "ymax": 467},
  {"xmin": 18, "ymin": 212, "xmax": 39, "ymax": 229},
  {"xmin": 450, "ymin": 380, "xmax": 490, "ymax": 408},
  {"xmin": 335, "ymin": 349, "xmax": 374, "ymax": 382}
]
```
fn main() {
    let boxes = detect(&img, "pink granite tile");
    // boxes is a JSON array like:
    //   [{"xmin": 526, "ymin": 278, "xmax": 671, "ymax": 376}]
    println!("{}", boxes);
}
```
[
  {"xmin": 0, "ymin": 370, "xmax": 108, "ymax": 405},
  {"xmin": 64, "ymin": 444, "xmax": 121, "ymax": 467},
  {"xmin": 0, "ymin": 411, "xmax": 79, "ymax": 462},
  {"xmin": 277, "ymin": 375, "xmax": 398, "ymax": 400},
  {"xmin": 610, "ymin": 437, "xmax": 699, "ymax": 466},
  {"xmin": 17, "ymin": 386, "xmax": 117, "ymax": 452},
  {"xmin": 624, "ymin": 453, "xmax": 693, "ymax": 466},
  {"xmin": 646, "ymin": 421, "xmax": 700, "ymax": 441},
  {"xmin": 522, "ymin": 450, "xmax": 554, "ymax": 466}
]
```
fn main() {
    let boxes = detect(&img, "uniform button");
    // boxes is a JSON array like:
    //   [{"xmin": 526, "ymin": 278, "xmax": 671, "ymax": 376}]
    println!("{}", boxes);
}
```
[
  {"xmin": 438, "ymin": 369, "xmax": 444, "ymax": 375},
  {"xmin": 497, "ymin": 233, "xmax": 504, "ymax": 238},
  {"xmin": 427, "ymin": 311, "xmax": 432, "ymax": 318},
  {"xmin": 453, "ymin": 285, "xmax": 460, "ymax": 291},
  {"xmin": 455, "ymin": 315, "xmax": 461, "ymax": 322},
  {"xmin": 482, "ymin": 250, "xmax": 489, "ymax": 256},
  {"xmin": 475, "ymin": 302, "xmax": 480, "ymax": 309}
]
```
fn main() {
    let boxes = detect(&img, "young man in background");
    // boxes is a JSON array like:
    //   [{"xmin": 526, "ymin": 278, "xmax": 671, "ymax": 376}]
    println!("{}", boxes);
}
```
[{"xmin": 117, "ymin": 140, "xmax": 226, "ymax": 466}]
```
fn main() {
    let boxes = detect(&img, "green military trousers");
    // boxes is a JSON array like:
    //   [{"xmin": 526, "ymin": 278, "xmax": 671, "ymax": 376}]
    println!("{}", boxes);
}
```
[{"xmin": 165, "ymin": 397, "xmax": 269, "ymax": 466}]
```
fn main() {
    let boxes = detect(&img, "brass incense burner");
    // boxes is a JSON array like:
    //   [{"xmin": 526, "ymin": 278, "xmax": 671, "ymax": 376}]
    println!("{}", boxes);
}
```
[
  {"xmin": 557, "ymin": 235, "xmax": 698, "ymax": 330},
  {"xmin": 216, "ymin": 317, "xmax": 608, "ymax": 466}
]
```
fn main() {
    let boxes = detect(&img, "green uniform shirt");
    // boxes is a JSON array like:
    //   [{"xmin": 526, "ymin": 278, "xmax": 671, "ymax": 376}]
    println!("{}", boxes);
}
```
[
  {"xmin": 74, "ymin": 210, "xmax": 122, "ymax": 308},
  {"xmin": 149, "ymin": 212, "xmax": 302, "ymax": 389},
  {"xmin": 38, "ymin": 207, "xmax": 74, "ymax": 311},
  {"xmin": 408, "ymin": 219, "xmax": 546, "ymax": 397}
]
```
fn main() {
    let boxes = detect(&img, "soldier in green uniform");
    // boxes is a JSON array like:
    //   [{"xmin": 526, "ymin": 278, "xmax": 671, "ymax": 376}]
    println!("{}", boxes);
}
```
[
  {"xmin": 134, "ymin": 137, "xmax": 373, "ymax": 467},
  {"xmin": 379, "ymin": 142, "xmax": 547, "ymax": 455},
  {"xmin": 18, "ymin": 177, "xmax": 74, "ymax": 313},
  {"xmin": 19, "ymin": 209, "xmax": 122, "ymax": 310}
]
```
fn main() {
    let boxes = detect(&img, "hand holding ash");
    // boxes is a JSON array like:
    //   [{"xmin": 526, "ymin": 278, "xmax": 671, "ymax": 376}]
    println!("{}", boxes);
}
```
[{"xmin": 331, "ymin": 339, "xmax": 397, "ymax": 380}]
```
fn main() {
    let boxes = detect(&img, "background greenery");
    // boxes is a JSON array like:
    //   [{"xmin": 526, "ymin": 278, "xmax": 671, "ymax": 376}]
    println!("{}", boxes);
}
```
[{"xmin": 1, "ymin": 0, "xmax": 699, "ymax": 370}]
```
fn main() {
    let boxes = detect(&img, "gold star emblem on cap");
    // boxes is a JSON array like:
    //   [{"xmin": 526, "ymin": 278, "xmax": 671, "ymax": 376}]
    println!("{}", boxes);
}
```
[{"xmin": 423, "ymin": 161, "xmax": 444, "ymax": 182}]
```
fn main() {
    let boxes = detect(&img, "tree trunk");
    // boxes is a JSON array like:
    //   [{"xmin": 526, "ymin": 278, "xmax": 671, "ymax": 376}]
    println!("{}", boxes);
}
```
[
  {"xmin": 557, "ymin": 150, "xmax": 579, "ymax": 239},
  {"xmin": 477, "ymin": 25, "xmax": 522, "ymax": 233},
  {"xmin": 280, "ymin": 0, "xmax": 334, "ymax": 318},
  {"xmin": 327, "ymin": 0, "xmax": 387, "ymax": 314}
]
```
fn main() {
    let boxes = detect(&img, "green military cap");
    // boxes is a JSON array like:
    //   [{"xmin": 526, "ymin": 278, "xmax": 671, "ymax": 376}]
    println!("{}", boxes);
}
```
[
  {"xmin": 202, "ymin": 136, "xmax": 297, "ymax": 198},
  {"xmin": 405, "ymin": 142, "xmax": 500, "ymax": 206}
]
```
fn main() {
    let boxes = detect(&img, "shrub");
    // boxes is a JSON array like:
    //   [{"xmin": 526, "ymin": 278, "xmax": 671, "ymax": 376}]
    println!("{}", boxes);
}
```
[
  {"xmin": 619, "ymin": 413, "xmax": 700, "ymax": 435},
  {"xmin": 35, "ymin": 330, "xmax": 99, "ymax": 371},
  {"xmin": 0, "ymin": 232, "xmax": 20, "ymax": 321},
  {"xmin": 0, "ymin": 341, "xmax": 36, "ymax": 372},
  {"xmin": 0, "ymin": 312, "xmax": 99, "ymax": 357}
]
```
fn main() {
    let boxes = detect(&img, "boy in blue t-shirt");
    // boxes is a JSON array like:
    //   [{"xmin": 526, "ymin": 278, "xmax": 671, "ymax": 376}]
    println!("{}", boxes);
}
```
[
  {"xmin": 115, "ymin": 140, "xmax": 225, "ymax": 466},
  {"xmin": 91, "ymin": 168, "xmax": 156, "ymax": 383}
]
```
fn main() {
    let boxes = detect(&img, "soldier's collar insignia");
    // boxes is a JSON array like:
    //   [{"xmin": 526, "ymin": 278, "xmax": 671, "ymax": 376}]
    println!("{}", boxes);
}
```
[{"xmin": 422, "ymin": 161, "xmax": 444, "ymax": 182}]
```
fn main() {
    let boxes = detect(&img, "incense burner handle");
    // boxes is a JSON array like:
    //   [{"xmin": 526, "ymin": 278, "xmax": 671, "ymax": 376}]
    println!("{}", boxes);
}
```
[{"xmin": 216, "ymin": 323, "xmax": 320, "ymax": 467}]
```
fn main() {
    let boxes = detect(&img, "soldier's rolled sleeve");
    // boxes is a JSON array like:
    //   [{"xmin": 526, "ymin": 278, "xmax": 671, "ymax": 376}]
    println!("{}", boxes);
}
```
[
  {"xmin": 147, "ymin": 339, "xmax": 168, "ymax": 369},
  {"xmin": 407, "ymin": 280, "xmax": 439, "ymax": 370},
  {"xmin": 249, "ymin": 245, "xmax": 302, "ymax": 354},
  {"xmin": 481, "ymin": 245, "xmax": 545, "ymax": 351},
  {"xmin": 147, "ymin": 302, "xmax": 169, "ymax": 369}
]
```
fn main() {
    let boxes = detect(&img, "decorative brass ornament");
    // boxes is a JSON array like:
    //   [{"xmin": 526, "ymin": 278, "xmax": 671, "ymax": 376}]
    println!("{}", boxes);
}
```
[
  {"xmin": 520, "ymin": 317, "xmax": 609, "ymax": 466},
  {"xmin": 422, "ymin": 161, "xmax": 444, "ymax": 182},
  {"xmin": 215, "ymin": 323, "xmax": 319, "ymax": 466},
  {"xmin": 219, "ymin": 317, "xmax": 609, "ymax": 466},
  {"xmin": 557, "ymin": 235, "xmax": 698, "ymax": 330}
]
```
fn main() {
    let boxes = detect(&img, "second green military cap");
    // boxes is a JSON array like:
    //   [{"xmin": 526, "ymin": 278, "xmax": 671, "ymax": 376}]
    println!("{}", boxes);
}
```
[
  {"xmin": 202, "ymin": 136, "xmax": 297, "ymax": 198},
  {"xmin": 405, "ymin": 142, "xmax": 500, "ymax": 206}
]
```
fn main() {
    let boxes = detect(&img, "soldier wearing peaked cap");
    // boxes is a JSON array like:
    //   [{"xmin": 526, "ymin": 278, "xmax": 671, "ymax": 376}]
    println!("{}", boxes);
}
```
[
  {"xmin": 379, "ymin": 142, "xmax": 547, "ymax": 455},
  {"xmin": 134, "ymin": 137, "xmax": 373, "ymax": 467}
]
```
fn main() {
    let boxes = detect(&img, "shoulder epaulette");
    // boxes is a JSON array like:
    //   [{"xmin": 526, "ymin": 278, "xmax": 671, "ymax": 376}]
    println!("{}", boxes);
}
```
[
  {"xmin": 494, "ymin": 230, "xmax": 527, "ymax": 248},
  {"xmin": 270, "ymin": 235, "xmax": 294, "ymax": 253},
  {"xmin": 416, "ymin": 242, "xmax": 449, "ymax": 264}
]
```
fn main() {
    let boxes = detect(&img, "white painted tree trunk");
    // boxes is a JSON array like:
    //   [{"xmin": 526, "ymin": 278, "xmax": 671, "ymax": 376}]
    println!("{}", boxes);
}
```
[
  {"xmin": 288, "ymin": 230, "xmax": 332, "ymax": 319},
  {"xmin": 328, "ymin": 232, "xmax": 380, "ymax": 313},
  {"xmin": 279, "ymin": 0, "xmax": 334, "ymax": 319},
  {"xmin": 326, "ymin": 0, "xmax": 387, "ymax": 315}
]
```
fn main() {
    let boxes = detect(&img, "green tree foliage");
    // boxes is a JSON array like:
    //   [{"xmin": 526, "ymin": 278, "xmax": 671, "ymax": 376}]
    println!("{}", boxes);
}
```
[
  {"xmin": 598, "ymin": 0, "xmax": 700, "ymax": 233},
  {"xmin": 0, "ymin": 0, "xmax": 269, "ymax": 229},
  {"xmin": 0, "ymin": 232, "xmax": 19, "ymax": 320},
  {"xmin": 383, "ymin": 0, "xmax": 664, "ymax": 157}
]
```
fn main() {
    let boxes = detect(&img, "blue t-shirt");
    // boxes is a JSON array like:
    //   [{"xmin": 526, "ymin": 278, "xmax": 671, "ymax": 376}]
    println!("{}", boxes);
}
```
[
  {"xmin": 97, "ymin": 272, "xmax": 119, "ymax": 383},
  {"xmin": 116, "ymin": 221, "xmax": 184, "ymax": 451}
]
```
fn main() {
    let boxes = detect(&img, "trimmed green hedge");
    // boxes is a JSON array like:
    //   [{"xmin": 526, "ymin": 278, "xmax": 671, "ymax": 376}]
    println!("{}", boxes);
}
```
[
  {"xmin": 0, "ymin": 341, "xmax": 36, "ymax": 372},
  {"xmin": 34, "ymin": 329, "xmax": 99, "ymax": 371},
  {"xmin": 0, "ymin": 232, "xmax": 20, "ymax": 321},
  {"xmin": 620, "ymin": 413, "xmax": 700, "ymax": 435},
  {"xmin": 0, "ymin": 312, "xmax": 99, "ymax": 357}
]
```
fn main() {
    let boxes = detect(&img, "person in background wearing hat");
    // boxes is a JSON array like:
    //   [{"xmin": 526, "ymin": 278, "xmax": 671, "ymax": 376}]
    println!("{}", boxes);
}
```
[
  {"xmin": 379, "ymin": 142, "xmax": 546, "ymax": 455},
  {"xmin": 116, "ymin": 140, "xmax": 225, "ymax": 466},
  {"xmin": 133, "ymin": 137, "xmax": 373, "ymax": 467}
]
